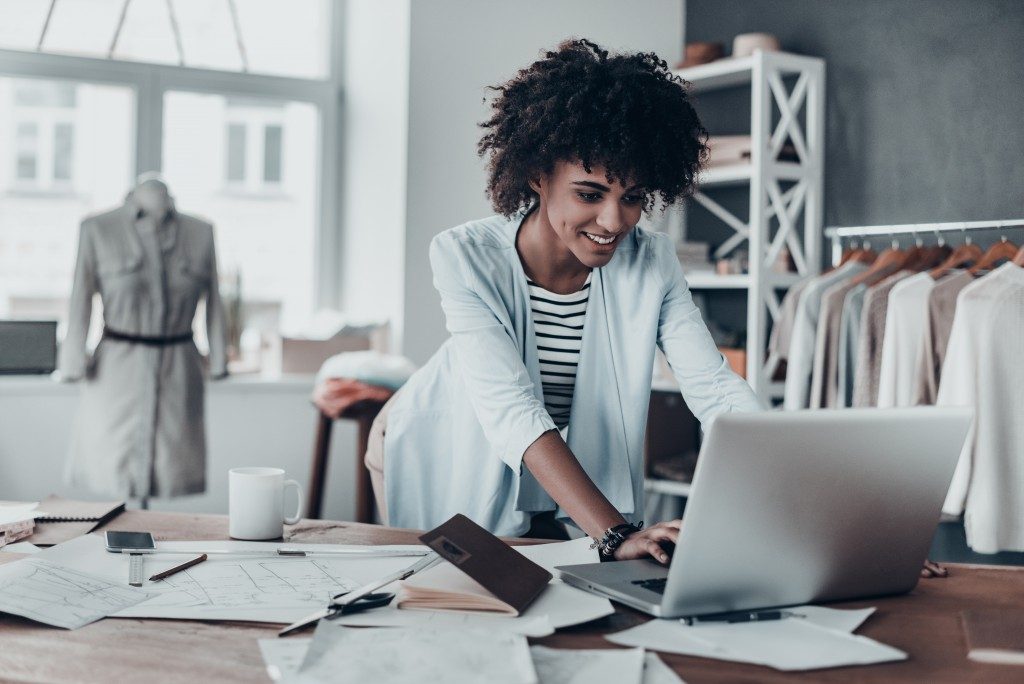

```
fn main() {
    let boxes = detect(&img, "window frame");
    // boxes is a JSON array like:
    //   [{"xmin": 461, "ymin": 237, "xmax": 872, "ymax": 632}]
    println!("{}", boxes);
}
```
[{"xmin": 0, "ymin": 5, "xmax": 344, "ymax": 309}]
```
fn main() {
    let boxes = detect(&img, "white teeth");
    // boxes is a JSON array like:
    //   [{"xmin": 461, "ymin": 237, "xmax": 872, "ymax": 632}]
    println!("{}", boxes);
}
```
[{"xmin": 584, "ymin": 232, "xmax": 615, "ymax": 245}]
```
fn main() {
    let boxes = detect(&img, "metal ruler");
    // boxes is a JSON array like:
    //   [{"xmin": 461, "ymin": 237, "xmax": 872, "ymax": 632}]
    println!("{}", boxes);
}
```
[{"xmin": 128, "ymin": 553, "xmax": 144, "ymax": 587}]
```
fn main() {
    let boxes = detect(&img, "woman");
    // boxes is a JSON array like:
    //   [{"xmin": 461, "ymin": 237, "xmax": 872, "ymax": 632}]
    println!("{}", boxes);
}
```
[{"xmin": 365, "ymin": 39, "xmax": 762, "ymax": 562}]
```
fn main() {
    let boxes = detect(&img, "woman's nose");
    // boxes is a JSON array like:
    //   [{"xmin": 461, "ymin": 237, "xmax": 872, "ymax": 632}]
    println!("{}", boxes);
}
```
[{"xmin": 596, "ymin": 201, "xmax": 625, "ymax": 233}]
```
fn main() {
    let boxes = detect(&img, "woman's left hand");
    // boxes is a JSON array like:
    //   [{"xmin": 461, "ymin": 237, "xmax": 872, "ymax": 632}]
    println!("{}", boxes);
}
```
[{"xmin": 612, "ymin": 520, "xmax": 682, "ymax": 564}]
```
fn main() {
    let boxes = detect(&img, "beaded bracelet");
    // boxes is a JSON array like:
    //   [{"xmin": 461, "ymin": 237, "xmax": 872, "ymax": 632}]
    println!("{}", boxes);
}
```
[{"xmin": 590, "ymin": 521, "xmax": 644, "ymax": 558}]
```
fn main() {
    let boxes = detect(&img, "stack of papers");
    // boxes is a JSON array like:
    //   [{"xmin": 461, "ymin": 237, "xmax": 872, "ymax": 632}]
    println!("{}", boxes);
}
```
[
  {"xmin": 607, "ymin": 606, "xmax": 906, "ymax": 671},
  {"xmin": 260, "ymin": 629, "xmax": 686, "ymax": 683},
  {"xmin": 0, "ymin": 503, "xmax": 42, "ymax": 548}
]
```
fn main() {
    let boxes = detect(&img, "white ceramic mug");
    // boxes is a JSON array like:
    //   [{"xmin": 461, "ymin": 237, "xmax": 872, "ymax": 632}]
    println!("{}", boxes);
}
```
[{"xmin": 229, "ymin": 467, "xmax": 303, "ymax": 540}]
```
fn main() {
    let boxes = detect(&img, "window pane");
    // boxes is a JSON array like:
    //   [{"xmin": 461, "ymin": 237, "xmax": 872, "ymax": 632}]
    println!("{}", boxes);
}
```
[
  {"xmin": 112, "ymin": 0, "xmax": 180, "ymax": 66},
  {"xmin": 0, "ymin": 77, "xmax": 135, "ymax": 326},
  {"xmin": 41, "ymin": 0, "xmax": 123, "ymax": 58},
  {"xmin": 172, "ymin": 0, "xmax": 243, "ymax": 72},
  {"xmin": 15, "ymin": 81, "xmax": 76, "ymax": 108},
  {"xmin": 234, "ymin": 0, "xmax": 330, "ymax": 79},
  {"xmin": 16, "ymin": 122, "xmax": 38, "ymax": 179},
  {"xmin": 54, "ymin": 123, "xmax": 74, "ymax": 181},
  {"xmin": 163, "ymin": 91, "xmax": 319, "ymax": 332},
  {"xmin": 0, "ymin": 0, "xmax": 51, "ymax": 51},
  {"xmin": 263, "ymin": 125, "xmax": 282, "ymax": 183},
  {"xmin": 227, "ymin": 124, "xmax": 246, "ymax": 182}
]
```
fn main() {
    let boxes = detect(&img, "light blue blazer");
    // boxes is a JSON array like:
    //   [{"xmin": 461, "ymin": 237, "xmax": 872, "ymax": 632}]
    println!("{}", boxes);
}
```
[{"xmin": 384, "ymin": 211, "xmax": 762, "ymax": 536}]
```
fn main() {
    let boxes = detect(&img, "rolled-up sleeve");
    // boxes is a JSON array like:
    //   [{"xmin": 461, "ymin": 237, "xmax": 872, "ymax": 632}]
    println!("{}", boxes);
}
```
[
  {"xmin": 654, "ymin": 235, "xmax": 763, "ymax": 426},
  {"xmin": 430, "ymin": 234, "xmax": 556, "ymax": 471}
]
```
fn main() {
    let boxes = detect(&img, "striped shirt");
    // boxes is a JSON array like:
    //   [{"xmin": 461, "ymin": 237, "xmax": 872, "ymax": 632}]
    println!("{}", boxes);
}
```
[{"xmin": 528, "ymin": 272, "xmax": 591, "ymax": 429}]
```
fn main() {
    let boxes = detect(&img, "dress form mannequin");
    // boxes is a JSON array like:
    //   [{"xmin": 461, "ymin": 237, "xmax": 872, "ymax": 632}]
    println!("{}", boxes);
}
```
[{"xmin": 60, "ymin": 172, "xmax": 228, "ymax": 503}]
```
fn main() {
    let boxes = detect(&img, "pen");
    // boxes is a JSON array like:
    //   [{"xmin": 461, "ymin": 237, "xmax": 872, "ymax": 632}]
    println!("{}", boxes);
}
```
[
  {"xmin": 149, "ymin": 554, "xmax": 208, "ymax": 581},
  {"xmin": 682, "ymin": 610, "xmax": 800, "ymax": 625}
]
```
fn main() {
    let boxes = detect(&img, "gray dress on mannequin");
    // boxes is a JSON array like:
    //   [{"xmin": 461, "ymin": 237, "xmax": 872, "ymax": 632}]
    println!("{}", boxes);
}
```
[{"xmin": 59, "ymin": 193, "xmax": 227, "ymax": 498}]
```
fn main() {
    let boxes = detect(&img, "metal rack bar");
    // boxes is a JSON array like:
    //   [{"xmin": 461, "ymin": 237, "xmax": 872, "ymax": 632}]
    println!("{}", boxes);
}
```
[{"xmin": 825, "ymin": 219, "xmax": 1024, "ymax": 266}]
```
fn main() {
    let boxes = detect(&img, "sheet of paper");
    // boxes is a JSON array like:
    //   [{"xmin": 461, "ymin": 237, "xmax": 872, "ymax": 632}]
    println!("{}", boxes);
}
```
[
  {"xmin": 0, "ymin": 503, "xmax": 41, "ymax": 525},
  {"xmin": 292, "ymin": 623, "xmax": 537, "ymax": 684},
  {"xmin": 642, "ymin": 652, "xmax": 686, "ymax": 684},
  {"xmin": 258, "ymin": 637, "xmax": 310, "ymax": 681},
  {"xmin": 530, "ymin": 645, "xmax": 644, "ymax": 684},
  {"xmin": 606, "ymin": 614, "xmax": 906, "ymax": 671},
  {"xmin": 38, "ymin": 535, "xmax": 431, "ymax": 624},
  {"xmin": 0, "ymin": 542, "xmax": 42, "ymax": 554},
  {"xmin": 514, "ymin": 537, "xmax": 597, "ymax": 577},
  {"xmin": 0, "ymin": 558, "xmax": 153, "ymax": 629}
]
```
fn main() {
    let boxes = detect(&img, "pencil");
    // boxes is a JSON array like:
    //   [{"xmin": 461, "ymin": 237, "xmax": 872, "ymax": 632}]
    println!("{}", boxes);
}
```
[{"xmin": 148, "ymin": 553, "xmax": 208, "ymax": 581}]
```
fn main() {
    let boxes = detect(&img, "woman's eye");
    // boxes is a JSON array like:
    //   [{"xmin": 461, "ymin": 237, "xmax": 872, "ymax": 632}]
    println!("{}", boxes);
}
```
[
  {"xmin": 577, "ymin": 192, "xmax": 601, "ymax": 202},
  {"xmin": 623, "ymin": 195, "xmax": 643, "ymax": 205}
]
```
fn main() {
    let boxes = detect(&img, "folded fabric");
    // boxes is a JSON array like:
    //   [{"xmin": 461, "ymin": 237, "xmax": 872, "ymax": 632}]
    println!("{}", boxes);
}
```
[
  {"xmin": 312, "ymin": 378, "xmax": 395, "ymax": 419},
  {"xmin": 314, "ymin": 350, "xmax": 417, "ymax": 390}
]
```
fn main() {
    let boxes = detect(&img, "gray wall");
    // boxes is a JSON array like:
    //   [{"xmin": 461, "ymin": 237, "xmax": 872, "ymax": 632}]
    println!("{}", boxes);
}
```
[{"xmin": 686, "ymin": 0, "xmax": 1024, "ymax": 228}]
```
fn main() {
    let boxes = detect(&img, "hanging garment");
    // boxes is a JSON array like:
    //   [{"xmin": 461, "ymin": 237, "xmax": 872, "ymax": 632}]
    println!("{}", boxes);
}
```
[
  {"xmin": 877, "ymin": 273, "xmax": 935, "ymax": 408},
  {"xmin": 913, "ymin": 270, "xmax": 972, "ymax": 405},
  {"xmin": 783, "ymin": 261, "xmax": 867, "ymax": 410},
  {"xmin": 59, "ymin": 197, "xmax": 227, "ymax": 498},
  {"xmin": 767, "ymin": 276, "xmax": 813, "ymax": 366},
  {"xmin": 810, "ymin": 276, "xmax": 866, "ymax": 408},
  {"xmin": 938, "ymin": 263, "xmax": 1024, "ymax": 552},
  {"xmin": 835, "ymin": 283, "xmax": 866, "ymax": 408},
  {"xmin": 852, "ymin": 270, "xmax": 914, "ymax": 407}
]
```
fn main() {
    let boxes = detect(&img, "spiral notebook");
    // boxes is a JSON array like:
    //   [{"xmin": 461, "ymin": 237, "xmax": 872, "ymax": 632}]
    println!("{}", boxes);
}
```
[{"xmin": 35, "ymin": 495, "xmax": 125, "ymax": 523}]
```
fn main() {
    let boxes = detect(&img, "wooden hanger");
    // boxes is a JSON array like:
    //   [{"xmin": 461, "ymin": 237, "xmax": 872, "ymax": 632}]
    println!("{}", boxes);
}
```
[
  {"xmin": 847, "ymin": 238, "xmax": 909, "ymax": 287},
  {"xmin": 930, "ymin": 235, "xmax": 983, "ymax": 280},
  {"xmin": 968, "ymin": 236, "xmax": 1020, "ymax": 276}
]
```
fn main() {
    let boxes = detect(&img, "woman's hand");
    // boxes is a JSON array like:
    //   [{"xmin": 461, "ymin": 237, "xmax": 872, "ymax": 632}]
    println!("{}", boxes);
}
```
[{"xmin": 612, "ymin": 520, "xmax": 682, "ymax": 564}]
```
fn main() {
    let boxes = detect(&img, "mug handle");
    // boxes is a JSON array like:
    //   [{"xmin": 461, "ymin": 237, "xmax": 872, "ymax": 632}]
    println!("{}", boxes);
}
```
[{"xmin": 283, "ymin": 479, "xmax": 303, "ymax": 525}]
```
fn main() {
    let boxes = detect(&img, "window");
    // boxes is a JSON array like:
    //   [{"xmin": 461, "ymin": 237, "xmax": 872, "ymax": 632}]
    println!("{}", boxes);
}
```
[
  {"xmin": 0, "ymin": 1, "xmax": 339, "ymax": 365},
  {"xmin": 0, "ymin": 0, "xmax": 331, "ymax": 79},
  {"xmin": 0, "ymin": 77, "xmax": 134, "ymax": 322},
  {"xmin": 163, "ymin": 91, "xmax": 319, "ymax": 331}
]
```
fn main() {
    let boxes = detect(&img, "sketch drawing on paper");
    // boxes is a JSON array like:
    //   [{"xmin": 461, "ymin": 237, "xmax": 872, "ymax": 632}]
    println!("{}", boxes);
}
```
[
  {"xmin": 0, "ymin": 559, "xmax": 152, "ymax": 629},
  {"xmin": 139, "ymin": 559, "xmax": 359, "ymax": 610}
]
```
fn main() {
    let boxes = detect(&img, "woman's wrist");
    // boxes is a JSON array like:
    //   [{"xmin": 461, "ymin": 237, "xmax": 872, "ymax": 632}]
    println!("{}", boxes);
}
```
[{"xmin": 591, "ymin": 521, "xmax": 644, "ymax": 560}]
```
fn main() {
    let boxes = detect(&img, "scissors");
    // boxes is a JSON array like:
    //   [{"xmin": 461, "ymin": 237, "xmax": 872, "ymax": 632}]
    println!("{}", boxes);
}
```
[{"xmin": 278, "ymin": 552, "xmax": 439, "ymax": 637}]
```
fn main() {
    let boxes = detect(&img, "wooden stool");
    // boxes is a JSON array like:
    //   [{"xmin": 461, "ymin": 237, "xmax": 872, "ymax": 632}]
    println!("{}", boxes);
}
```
[{"xmin": 307, "ymin": 398, "xmax": 387, "ymax": 522}]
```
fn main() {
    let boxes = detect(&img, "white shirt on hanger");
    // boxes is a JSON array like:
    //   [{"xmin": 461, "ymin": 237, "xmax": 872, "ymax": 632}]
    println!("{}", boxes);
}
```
[
  {"xmin": 937, "ymin": 263, "xmax": 1024, "ymax": 553},
  {"xmin": 876, "ymin": 272, "xmax": 934, "ymax": 408}
]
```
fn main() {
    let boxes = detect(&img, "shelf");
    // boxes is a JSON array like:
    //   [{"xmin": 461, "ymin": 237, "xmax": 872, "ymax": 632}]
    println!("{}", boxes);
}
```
[
  {"xmin": 645, "ymin": 478, "xmax": 692, "ymax": 498},
  {"xmin": 674, "ymin": 55, "xmax": 757, "ymax": 92},
  {"xmin": 684, "ymin": 272, "xmax": 804, "ymax": 290},
  {"xmin": 674, "ymin": 51, "xmax": 825, "ymax": 93},
  {"xmin": 696, "ymin": 161, "xmax": 806, "ymax": 188}
]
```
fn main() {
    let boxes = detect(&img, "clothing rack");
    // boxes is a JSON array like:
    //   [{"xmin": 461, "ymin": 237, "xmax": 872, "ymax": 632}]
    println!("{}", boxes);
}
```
[{"xmin": 824, "ymin": 219, "xmax": 1024, "ymax": 266}]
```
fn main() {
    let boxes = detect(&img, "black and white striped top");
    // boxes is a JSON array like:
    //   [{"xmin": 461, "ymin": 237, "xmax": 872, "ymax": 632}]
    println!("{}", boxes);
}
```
[{"xmin": 528, "ymin": 272, "xmax": 591, "ymax": 429}]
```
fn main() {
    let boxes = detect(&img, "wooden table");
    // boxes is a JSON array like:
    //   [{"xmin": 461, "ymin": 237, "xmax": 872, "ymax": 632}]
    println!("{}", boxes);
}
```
[{"xmin": 1, "ymin": 510, "xmax": 1022, "ymax": 683}]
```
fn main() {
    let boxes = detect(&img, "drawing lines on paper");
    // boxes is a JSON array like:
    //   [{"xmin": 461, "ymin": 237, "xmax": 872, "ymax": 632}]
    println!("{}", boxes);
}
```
[
  {"xmin": 0, "ymin": 559, "xmax": 149, "ymax": 629},
  {"xmin": 154, "ymin": 559, "xmax": 358, "ymax": 609}
]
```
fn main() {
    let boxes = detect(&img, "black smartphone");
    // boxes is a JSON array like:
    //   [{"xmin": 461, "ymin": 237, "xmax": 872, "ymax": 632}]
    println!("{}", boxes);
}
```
[{"xmin": 104, "ymin": 531, "xmax": 156, "ymax": 553}]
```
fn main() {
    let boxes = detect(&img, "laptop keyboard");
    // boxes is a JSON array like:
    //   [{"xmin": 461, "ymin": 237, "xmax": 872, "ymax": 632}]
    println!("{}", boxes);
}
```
[{"xmin": 631, "ymin": 577, "xmax": 667, "ymax": 594}]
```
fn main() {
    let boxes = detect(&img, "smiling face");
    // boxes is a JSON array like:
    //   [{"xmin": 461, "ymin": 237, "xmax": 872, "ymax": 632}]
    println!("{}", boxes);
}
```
[{"xmin": 530, "ymin": 160, "xmax": 646, "ymax": 269}]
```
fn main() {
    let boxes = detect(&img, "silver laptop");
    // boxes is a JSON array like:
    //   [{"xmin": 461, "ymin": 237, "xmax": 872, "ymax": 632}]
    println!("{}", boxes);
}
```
[{"xmin": 557, "ymin": 407, "xmax": 973, "ymax": 618}]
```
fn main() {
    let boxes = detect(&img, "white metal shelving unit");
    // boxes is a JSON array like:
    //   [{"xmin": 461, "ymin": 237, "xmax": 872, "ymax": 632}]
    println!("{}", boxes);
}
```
[{"xmin": 675, "ymin": 50, "xmax": 826, "ymax": 402}]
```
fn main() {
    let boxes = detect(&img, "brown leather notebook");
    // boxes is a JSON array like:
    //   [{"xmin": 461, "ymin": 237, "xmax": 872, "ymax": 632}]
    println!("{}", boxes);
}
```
[
  {"xmin": 409, "ymin": 514, "xmax": 552, "ymax": 616},
  {"xmin": 962, "ymin": 609, "xmax": 1024, "ymax": 665}
]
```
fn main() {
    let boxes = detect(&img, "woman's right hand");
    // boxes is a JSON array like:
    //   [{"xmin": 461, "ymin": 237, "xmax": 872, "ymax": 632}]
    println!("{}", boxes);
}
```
[{"xmin": 612, "ymin": 520, "xmax": 681, "ymax": 564}]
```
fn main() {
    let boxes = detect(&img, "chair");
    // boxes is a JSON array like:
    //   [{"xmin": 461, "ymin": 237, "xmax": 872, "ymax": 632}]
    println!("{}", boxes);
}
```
[{"xmin": 307, "ymin": 398, "xmax": 388, "ymax": 522}]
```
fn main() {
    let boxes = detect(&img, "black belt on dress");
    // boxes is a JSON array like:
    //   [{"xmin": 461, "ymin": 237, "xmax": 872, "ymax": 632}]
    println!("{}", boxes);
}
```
[{"xmin": 102, "ymin": 327, "xmax": 193, "ymax": 346}]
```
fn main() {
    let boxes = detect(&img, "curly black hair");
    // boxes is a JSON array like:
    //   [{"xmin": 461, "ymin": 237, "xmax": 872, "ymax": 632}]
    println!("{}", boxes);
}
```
[{"xmin": 478, "ymin": 38, "xmax": 708, "ymax": 216}]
